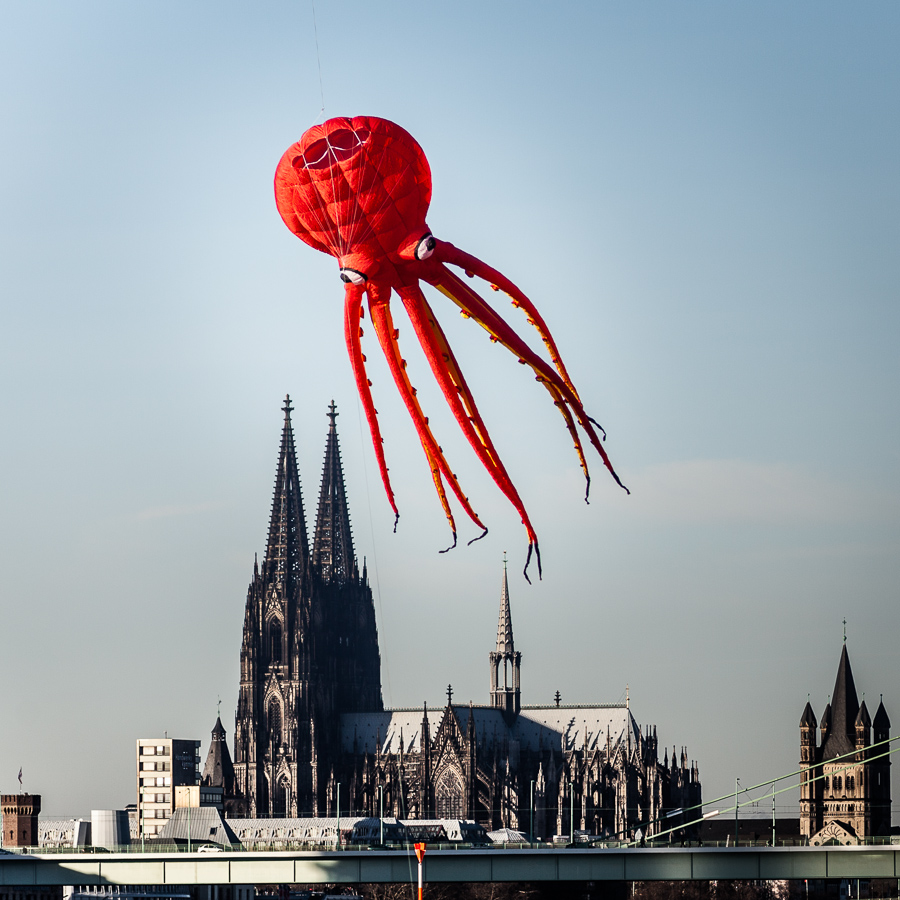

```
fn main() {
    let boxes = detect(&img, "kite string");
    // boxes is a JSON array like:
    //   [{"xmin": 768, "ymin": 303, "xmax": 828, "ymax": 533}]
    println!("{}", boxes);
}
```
[{"xmin": 309, "ymin": 0, "xmax": 326, "ymax": 118}]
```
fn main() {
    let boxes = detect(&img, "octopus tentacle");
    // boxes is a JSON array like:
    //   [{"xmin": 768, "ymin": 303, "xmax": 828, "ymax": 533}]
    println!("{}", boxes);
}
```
[
  {"xmin": 436, "ymin": 240, "xmax": 581, "ymax": 402},
  {"xmin": 396, "ymin": 283, "xmax": 537, "ymax": 550},
  {"xmin": 343, "ymin": 282, "xmax": 399, "ymax": 528},
  {"xmin": 424, "ymin": 443, "xmax": 459, "ymax": 552},
  {"xmin": 427, "ymin": 266, "xmax": 629, "ymax": 496},
  {"xmin": 365, "ymin": 282, "xmax": 487, "ymax": 543},
  {"xmin": 536, "ymin": 375, "xmax": 594, "ymax": 503}
]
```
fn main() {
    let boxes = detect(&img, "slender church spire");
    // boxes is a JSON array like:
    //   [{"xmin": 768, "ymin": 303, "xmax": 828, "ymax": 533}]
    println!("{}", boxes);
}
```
[
  {"xmin": 495, "ymin": 553, "xmax": 515, "ymax": 654},
  {"xmin": 312, "ymin": 401, "xmax": 356, "ymax": 584},
  {"xmin": 490, "ymin": 555, "xmax": 521, "ymax": 722},
  {"xmin": 262, "ymin": 394, "xmax": 310, "ymax": 586}
]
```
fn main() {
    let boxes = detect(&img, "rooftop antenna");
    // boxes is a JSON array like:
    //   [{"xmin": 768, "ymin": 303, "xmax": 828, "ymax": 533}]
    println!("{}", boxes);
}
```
[{"xmin": 843, "ymin": 618, "xmax": 847, "ymax": 643}]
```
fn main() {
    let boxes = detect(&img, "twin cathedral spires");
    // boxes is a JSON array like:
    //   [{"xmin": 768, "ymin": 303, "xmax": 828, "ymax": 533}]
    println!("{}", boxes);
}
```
[{"xmin": 233, "ymin": 396, "xmax": 382, "ymax": 817}]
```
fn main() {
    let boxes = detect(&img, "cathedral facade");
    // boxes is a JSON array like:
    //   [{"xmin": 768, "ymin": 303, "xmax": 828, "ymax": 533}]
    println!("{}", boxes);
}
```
[
  {"xmin": 224, "ymin": 398, "xmax": 700, "ymax": 840},
  {"xmin": 232, "ymin": 397, "xmax": 382, "ymax": 818},
  {"xmin": 799, "ymin": 641, "xmax": 891, "ymax": 844}
]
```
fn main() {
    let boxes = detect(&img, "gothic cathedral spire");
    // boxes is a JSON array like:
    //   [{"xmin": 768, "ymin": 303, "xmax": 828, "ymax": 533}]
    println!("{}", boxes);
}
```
[
  {"xmin": 234, "ymin": 395, "xmax": 317, "ymax": 819},
  {"xmin": 495, "ymin": 554, "xmax": 515, "ymax": 655},
  {"xmin": 312, "ymin": 401, "xmax": 356, "ymax": 585},
  {"xmin": 263, "ymin": 395, "xmax": 310, "ymax": 589},
  {"xmin": 490, "ymin": 556, "xmax": 521, "ymax": 723}
]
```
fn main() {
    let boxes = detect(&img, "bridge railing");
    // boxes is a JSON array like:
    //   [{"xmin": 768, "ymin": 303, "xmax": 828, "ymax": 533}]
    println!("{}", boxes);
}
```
[{"xmin": 7, "ymin": 835, "xmax": 900, "ymax": 856}]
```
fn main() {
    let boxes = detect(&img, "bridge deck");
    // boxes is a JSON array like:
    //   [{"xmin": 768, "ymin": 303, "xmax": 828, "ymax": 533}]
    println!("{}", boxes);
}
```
[{"xmin": 3, "ymin": 847, "xmax": 900, "ymax": 886}]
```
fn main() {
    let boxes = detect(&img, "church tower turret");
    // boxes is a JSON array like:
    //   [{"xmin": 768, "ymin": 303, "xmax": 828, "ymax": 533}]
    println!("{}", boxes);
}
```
[
  {"xmin": 202, "ymin": 716, "xmax": 238, "ymax": 814},
  {"xmin": 872, "ymin": 698, "xmax": 891, "ymax": 835},
  {"xmin": 489, "ymin": 556, "xmax": 521, "ymax": 723},
  {"xmin": 799, "ymin": 700, "xmax": 819, "ymax": 838}
]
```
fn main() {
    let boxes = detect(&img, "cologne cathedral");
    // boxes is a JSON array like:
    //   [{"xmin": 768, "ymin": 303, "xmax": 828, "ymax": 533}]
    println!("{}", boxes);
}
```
[{"xmin": 220, "ymin": 397, "xmax": 701, "ymax": 840}]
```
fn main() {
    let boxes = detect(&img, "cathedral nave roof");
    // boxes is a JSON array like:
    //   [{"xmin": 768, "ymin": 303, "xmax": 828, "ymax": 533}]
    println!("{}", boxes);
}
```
[{"xmin": 341, "ymin": 703, "xmax": 641, "ymax": 756}]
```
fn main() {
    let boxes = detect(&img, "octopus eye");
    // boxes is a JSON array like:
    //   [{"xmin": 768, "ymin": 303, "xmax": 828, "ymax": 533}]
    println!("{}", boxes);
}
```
[
  {"xmin": 340, "ymin": 268, "xmax": 367, "ymax": 285},
  {"xmin": 415, "ymin": 234, "xmax": 436, "ymax": 261}
]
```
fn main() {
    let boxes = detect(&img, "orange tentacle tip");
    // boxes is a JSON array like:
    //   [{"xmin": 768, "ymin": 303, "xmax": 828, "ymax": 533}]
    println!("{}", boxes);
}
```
[{"xmin": 274, "ymin": 115, "xmax": 626, "ymax": 569}]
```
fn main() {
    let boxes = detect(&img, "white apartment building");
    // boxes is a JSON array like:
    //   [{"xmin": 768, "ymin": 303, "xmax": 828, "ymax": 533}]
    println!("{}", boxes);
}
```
[{"xmin": 136, "ymin": 739, "xmax": 200, "ymax": 839}]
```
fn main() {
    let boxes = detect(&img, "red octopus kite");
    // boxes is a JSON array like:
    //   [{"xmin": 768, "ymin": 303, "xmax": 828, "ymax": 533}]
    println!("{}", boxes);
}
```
[{"xmin": 274, "ymin": 115, "xmax": 627, "ymax": 579}]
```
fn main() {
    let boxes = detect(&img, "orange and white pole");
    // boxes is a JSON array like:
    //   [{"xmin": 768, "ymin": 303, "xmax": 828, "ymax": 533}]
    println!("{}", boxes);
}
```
[{"xmin": 414, "ymin": 842, "xmax": 426, "ymax": 900}]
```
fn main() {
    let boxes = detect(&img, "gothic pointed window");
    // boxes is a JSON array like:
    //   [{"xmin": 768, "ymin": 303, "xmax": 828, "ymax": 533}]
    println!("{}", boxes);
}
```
[
  {"xmin": 268, "ymin": 698, "xmax": 282, "ymax": 748},
  {"xmin": 435, "ymin": 767, "xmax": 465, "ymax": 819},
  {"xmin": 259, "ymin": 777, "xmax": 270, "ymax": 815},
  {"xmin": 269, "ymin": 621, "xmax": 283, "ymax": 664},
  {"xmin": 274, "ymin": 775, "xmax": 289, "ymax": 817}
]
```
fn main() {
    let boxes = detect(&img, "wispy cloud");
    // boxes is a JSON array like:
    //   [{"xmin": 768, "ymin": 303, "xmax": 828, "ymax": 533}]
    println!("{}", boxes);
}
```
[{"xmin": 136, "ymin": 501, "xmax": 226, "ymax": 521}]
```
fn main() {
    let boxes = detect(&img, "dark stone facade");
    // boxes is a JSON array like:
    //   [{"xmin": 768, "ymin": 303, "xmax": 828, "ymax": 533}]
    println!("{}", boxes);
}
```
[
  {"xmin": 231, "ymin": 398, "xmax": 381, "ymax": 818},
  {"xmin": 224, "ymin": 398, "xmax": 700, "ymax": 840}
]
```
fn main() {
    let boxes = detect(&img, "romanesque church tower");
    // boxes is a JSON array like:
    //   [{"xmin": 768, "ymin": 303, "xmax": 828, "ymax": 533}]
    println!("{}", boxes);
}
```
[
  {"xmin": 799, "ymin": 640, "xmax": 891, "ymax": 843},
  {"xmin": 233, "ymin": 397, "xmax": 381, "ymax": 817}
]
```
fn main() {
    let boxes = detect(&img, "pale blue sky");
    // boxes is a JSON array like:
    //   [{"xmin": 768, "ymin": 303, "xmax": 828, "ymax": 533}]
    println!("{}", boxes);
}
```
[{"xmin": 1, "ymin": 2, "xmax": 898, "ymax": 820}]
